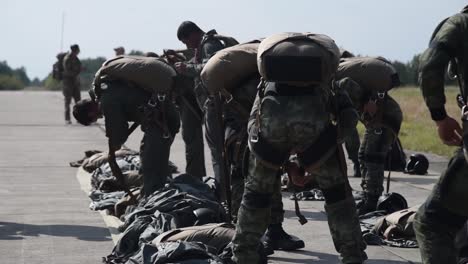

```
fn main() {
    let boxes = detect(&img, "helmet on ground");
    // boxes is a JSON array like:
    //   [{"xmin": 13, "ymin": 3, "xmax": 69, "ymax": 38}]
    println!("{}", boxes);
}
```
[
  {"xmin": 406, "ymin": 154, "xmax": 429, "ymax": 175},
  {"xmin": 377, "ymin": 192, "xmax": 408, "ymax": 214}
]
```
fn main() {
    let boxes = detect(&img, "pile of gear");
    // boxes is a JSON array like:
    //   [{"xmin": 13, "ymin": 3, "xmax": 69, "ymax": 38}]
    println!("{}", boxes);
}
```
[{"xmin": 71, "ymin": 151, "xmax": 270, "ymax": 264}]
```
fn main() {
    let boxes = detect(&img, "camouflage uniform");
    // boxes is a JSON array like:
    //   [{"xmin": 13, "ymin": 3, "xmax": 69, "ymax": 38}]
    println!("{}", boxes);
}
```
[
  {"xmin": 98, "ymin": 75, "xmax": 180, "ymax": 196},
  {"xmin": 335, "ymin": 58, "xmax": 403, "ymax": 212},
  {"xmin": 177, "ymin": 30, "xmax": 228, "ymax": 186},
  {"xmin": 232, "ymin": 80, "xmax": 367, "ymax": 263},
  {"xmin": 344, "ymin": 127, "xmax": 361, "ymax": 177},
  {"xmin": 62, "ymin": 52, "xmax": 82, "ymax": 121},
  {"xmin": 414, "ymin": 7, "xmax": 468, "ymax": 264},
  {"xmin": 178, "ymin": 82, "xmax": 206, "ymax": 179}
]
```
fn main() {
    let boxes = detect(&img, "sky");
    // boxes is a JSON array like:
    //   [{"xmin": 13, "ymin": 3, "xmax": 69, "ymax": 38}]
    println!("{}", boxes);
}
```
[{"xmin": 2, "ymin": 0, "xmax": 467, "ymax": 80}]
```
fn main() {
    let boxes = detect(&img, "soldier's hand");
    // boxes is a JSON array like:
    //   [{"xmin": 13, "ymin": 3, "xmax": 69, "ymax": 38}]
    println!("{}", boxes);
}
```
[
  {"xmin": 435, "ymin": 116, "xmax": 462, "ymax": 146},
  {"xmin": 174, "ymin": 62, "xmax": 187, "ymax": 73},
  {"xmin": 286, "ymin": 161, "xmax": 311, "ymax": 188}
]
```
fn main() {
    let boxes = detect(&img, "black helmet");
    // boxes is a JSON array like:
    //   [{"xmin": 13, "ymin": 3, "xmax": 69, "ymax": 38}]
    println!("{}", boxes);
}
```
[
  {"xmin": 377, "ymin": 192, "xmax": 408, "ymax": 214},
  {"xmin": 193, "ymin": 208, "xmax": 217, "ymax": 225},
  {"xmin": 406, "ymin": 154, "xmax": 429, "ymax": 175}
]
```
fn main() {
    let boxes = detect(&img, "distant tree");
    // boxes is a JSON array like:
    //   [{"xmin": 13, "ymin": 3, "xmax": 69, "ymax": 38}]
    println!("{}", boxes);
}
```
[
  {"xmin": 80, "ymin": 57, "xmax": 106, "ymax": 90},
  {"xmin": 31, "ymin": 77, "xmax": 42, "ymax": 86},
  {"xmin": 43, "ymin": 74, "xmax": 61, "ymax": 91},
  {"xmin": 128, "ymin": 50, "xmax": 144, "ymax": 56},
  {"xmin": 0, "ymin": 61, "xmax": 30, "ymax": 90},
  {"xmin": 13, "ymin": 67, "xmax": 30, "ymax": 85},
  {"xmin": 0, "ymin": 75, "xmax": 24, "ymax": 90}
]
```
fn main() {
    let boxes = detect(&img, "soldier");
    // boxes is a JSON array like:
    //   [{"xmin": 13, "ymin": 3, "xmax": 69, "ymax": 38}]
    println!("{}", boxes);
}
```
[
  {"xmin": 335, "ymin": 56, "xmax": 403, "ymax": 215},
  {"xmin": 201, "ymin": 41, "xmax": 304, "ymax": 253},
  {"xmin": 62, "ymin": 44, "xmax": 82, "ymax": 124},
  {"xmin": 114, "ymin": 46, "xmax": 125, "ymax": 56},
  {"xmin": 339, "ymin": 49, "xmax": 361, "ymax": 179},
  {"xmin": 414, "ymin": 5, "xmax": 468, "ymax": 264},
  {"xmin": 174, "ymin": 21, "xmax": 237, "ymax": 198},
  {"xmin": 231, "ymin": 33, "xmax": 367, "ymax": 264},
  {"xmin": 72, "ymin": 56, "xmax": 180, "ymax": 196},
  {"xmin": 162, "ymin": 48, "xmax": 207, "ymax": 179}
]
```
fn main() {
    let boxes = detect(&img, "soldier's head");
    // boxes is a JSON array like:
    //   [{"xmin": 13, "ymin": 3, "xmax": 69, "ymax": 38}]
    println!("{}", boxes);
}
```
[
  {"xmin": 73, "ymin": 99, "xmax": 101, "ymax": 126},
  {"xmin": 114, "ymin": 46, "xmax": 125, "ymax": 56},
  {"xmin": 145, "ymin": 51, "xmax": 159, "ymax": 58},
  {"xmin": 339, "ymin": 48, "xmax": 355, "ymax": 58},
  {"xmin": 177, "ymin": 21, "xmax": 204, "ymax": 49},
  {"xmin": 70, "ymin": 44, "xmax": 80, "ymax": 55},
  {"xmin": 462, "ymin": 5, "xmax": 468, "ymax": 13}
]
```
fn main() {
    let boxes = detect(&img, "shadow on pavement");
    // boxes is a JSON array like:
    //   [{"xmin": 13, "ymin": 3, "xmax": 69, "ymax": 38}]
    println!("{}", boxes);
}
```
[
  {"xmin": 283, "ymin": 209, "xmax": 327, "ymax": 221},
  {"xmin": 0, "ymin": 221, "xmax": 111, "ymax": 241},
  {"xmin": 270, "ymin": 250, "xmax": 416, "ymax": 263}
]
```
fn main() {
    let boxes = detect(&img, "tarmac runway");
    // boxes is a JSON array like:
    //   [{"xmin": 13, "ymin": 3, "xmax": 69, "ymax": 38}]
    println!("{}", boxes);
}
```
[{"xmin": 0, "ymin": 91, "xmax": 446, "ymax": 263}]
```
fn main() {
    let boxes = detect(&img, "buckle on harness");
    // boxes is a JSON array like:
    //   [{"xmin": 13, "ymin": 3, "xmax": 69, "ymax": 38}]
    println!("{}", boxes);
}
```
[
  {"xmin": 148, "ymin": 99, "xmax": 157, "ymax": 107},
  {"xmin": 163, "ymin": 132, "xmax": 170, "ymax": 139},
  {"xmin": 462, "ymin": 105, "xmax": 468, "ymax": 121},
  {"xmin": 250, "ymin": 126, "xmax": 259, "ymax": 143},
  {"xmin": 225, "ymin": 94, "xmax": 233, "ymax": 104},
  {"xmin": 157, "ymin": 94, "xmax": 166, "ymax": 102},
  {"xmin": 378, "ymin": 92, "xmax": 386, "ymax": 99},
  {"xmin": 374, "ymin": 128, "xmax": 383, "ymax": 135}
]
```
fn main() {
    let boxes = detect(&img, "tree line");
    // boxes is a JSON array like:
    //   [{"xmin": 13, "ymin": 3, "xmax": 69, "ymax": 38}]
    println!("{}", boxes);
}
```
[{"xmin": 0, "ymin": 51, "xmax": 455, "ymax": 91}]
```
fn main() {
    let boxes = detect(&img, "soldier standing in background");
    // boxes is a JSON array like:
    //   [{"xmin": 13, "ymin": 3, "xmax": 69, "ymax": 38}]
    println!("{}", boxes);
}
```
[
  {"xmin": 414, "ymin": 5, "xmax": 468, "ymax": 264},
  {"xmin": 62, "ymin": 44, "xmax": 82, "ymax": 125},
  {"xmin": 114, "ymin": 46, "xmax": 125, "ymax": 56}
]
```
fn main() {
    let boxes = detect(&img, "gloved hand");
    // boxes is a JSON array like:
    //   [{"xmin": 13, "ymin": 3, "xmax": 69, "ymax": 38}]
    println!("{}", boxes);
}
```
[{"xmin": 435, "ymin": 116, "xmax": 462, "ymax": 146}]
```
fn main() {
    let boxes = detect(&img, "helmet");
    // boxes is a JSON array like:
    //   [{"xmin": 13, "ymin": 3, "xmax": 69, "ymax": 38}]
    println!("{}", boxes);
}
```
[
  {"xmin": 376, "ymin": 192, "xmax": 408, "ymax": 214},
  {"xmin": 193, "ymin": 208, "xmax": 218, "ymax": 225},
  {"xmin": 406, "ymin": 154, "xmax": 429, "ymax": 175}
]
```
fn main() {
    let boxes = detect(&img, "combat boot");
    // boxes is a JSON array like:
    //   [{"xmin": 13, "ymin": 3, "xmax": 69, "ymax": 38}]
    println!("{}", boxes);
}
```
[
  {"xmin": 264, "ymin": 223, "xmax": 305, "ymax": 252},
  {"xmin": 352, "ymin": 159, "xmax": 361, "ymax": 178},
  {"xmin": 356, "ymin": 193, "xmax": 379, "ymax": 215}
]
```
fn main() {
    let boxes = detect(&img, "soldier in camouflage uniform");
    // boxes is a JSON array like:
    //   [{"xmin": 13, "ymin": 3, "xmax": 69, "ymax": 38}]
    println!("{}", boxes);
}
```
[
  {"xmin": 62, "ymin": 44, "xmax": 82, "ymax": 124},
  {"xmin": 174, "ymin": 21, "xmax": 236, "ymax": 195},
  {"xmin": 201, "ymin": 41, "xmax": 305, "ymax": 253},
  {"xmin": 335, "ymin": 56, "xmax": 403, "ymax": 215},
  {"xmin": 232, "ymin": 33, "xmax": 366, "ymax": 264},
  {"xmin": 72, "ymin": 56, "xmax": 180, "ymax": 196},
  {"xmin": 414, "ymin": 5, "xmax": 468, "ymax": 264}
]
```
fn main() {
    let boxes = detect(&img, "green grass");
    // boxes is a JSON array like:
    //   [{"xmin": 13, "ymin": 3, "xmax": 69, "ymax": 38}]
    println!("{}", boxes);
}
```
[{"xmin": 360, "ymin": 86, "xmax": 461, "ymax": 157}]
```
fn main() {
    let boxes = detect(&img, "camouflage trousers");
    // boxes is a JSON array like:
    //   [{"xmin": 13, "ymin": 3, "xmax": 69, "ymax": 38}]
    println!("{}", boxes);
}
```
[
  {"xmin": 62, "ymin": 77, "xmax": 81, "ymax": 121},
  {"xmin": 414, "ymin": 148, "xmax": 468, "ymax": 264},
  {"xmin": 358, "ymin": 126, "xmax": 395, "ymax": 197},
  {"xmin": 232, "ymin": 149, "xmax": 366, "ymax": 264},
  {"xmin": 179, "ymin": 90, "xmax": 206, "ymax": 179},
  {"xmin": 344, "ymin": 126, "xmax": 360, "ymax": 162}
]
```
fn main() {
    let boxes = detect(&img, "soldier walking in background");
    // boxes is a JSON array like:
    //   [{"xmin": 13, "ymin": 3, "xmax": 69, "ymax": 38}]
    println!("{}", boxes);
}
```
[
  {"xmin": 62, "ymin": 44, "xmax": 82, "ymax": 124},
  {"xmin": 114, "ymin": 46, "xmax": 125, "ymax": 56},
  {"xmin": 414, "ymin": 5, "xmax": 468, "ymax": 264}
]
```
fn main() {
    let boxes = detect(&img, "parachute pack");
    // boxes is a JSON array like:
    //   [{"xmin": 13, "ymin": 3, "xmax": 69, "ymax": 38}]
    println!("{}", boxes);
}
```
[
  {"xmin": 52, "ymin": 52, "xmax": 67, "ymax": 80},
  {"xmin": 201, "ymin": 41, "xmax": 260, "ymax": 94},
  {"xmin": 94, "ymin": 56, "xmax": 177, "ymax": 94}
]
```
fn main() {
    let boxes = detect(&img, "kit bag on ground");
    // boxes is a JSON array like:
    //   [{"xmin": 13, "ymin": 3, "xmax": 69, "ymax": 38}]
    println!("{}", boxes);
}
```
[
  {"xmin": 372, "ymin": 206, "xmax": 418, "ymax": 239},
  {"xmin": 52, "ymin": 52, "xmax": 67, "ymax": 80},
  {"xmin": 384, "ymin": 137, "xmax": 407, "ymax": 171}
]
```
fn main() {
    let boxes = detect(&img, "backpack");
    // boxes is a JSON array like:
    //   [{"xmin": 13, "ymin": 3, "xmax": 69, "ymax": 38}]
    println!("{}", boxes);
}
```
[
  {"xmin": 257, "ymin": 32, "xmax": 340, "ymax": 86},
  {"xmin": 203, "ymin": 30, "xmax": 239, "ymax": 49},
  {"xmin": 201, "ymin": 41, "xmax": 260, "ymax": 94},
  {"xmin": 52, "ymin": 52, "xmax": 67, "ymax": 80}
]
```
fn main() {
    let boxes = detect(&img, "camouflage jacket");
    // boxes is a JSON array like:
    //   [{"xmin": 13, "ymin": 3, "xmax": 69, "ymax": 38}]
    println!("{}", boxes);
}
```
[
  {"xmin": 62, "ymin": 53, "xmax": 81, "ymax": 79},
  {"xmin": 420, "ymin": 9, "xmax": 468, "ymax": 121}
]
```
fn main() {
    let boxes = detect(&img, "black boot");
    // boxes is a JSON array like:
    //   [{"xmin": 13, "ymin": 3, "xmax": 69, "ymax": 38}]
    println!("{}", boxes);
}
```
[
  {"xmin": 352, "ymin": 159, "xmax": 361, "ymax": 178},
  {"xmin": 264, "ymin": 223, "xmax": 305, "ymax": 252},
  {"xmin": 356, "ymin": 194, "xmax": 379, "ymax": 215}
]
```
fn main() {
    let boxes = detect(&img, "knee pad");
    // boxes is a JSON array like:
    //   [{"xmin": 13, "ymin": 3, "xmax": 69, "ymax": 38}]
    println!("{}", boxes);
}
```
[
  {"xmin": 322, "ymin": 183, "xmax": 348, "ymax": 204},
  {"xmin": 242, "ymin": 188, "xmax": 272, "ymax": 209}
]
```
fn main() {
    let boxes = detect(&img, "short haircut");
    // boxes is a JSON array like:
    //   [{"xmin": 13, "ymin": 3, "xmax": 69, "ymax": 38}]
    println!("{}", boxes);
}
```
[
  {"xmin": 145, "ymin": 52, "xmax": 159, "ymax": 58},
  {"xmin": 70, "ymin": 44, "xmax": 80, "ymax": 52},
  {"xmin": 177, "ymin": 21, "xmax": 202, "ymax": 40},
  {"xmin": 73, "ymin": 99, "xmax": 96, "ymax": 126}
]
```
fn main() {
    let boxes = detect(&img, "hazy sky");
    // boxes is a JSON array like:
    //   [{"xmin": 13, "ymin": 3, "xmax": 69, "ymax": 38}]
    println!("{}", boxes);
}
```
[{"xmin": 2, "ymin": 0, "xmax": 466, "ymax": 79}]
